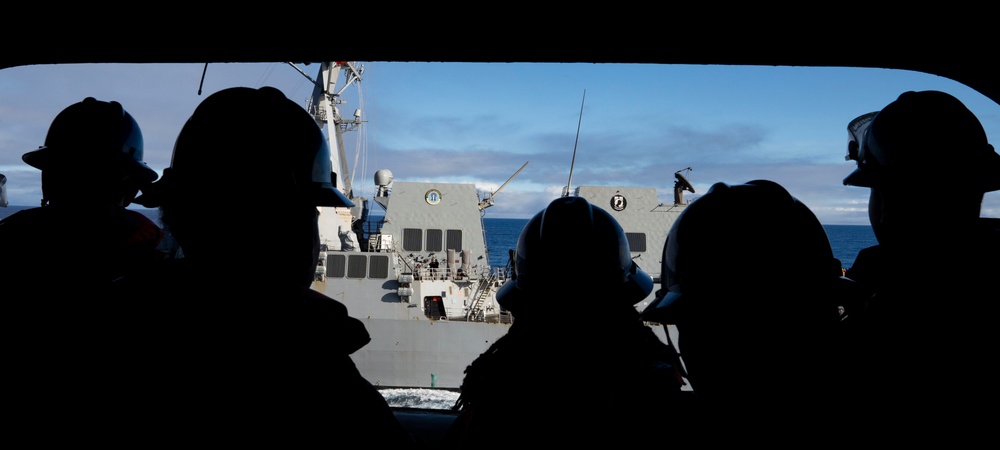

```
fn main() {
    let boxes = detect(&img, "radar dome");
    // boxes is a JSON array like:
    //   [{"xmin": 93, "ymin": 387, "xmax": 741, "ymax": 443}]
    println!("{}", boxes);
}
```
[{"xmin": 374, "ymin": 169, "xmax": 394, "ymax": 187}]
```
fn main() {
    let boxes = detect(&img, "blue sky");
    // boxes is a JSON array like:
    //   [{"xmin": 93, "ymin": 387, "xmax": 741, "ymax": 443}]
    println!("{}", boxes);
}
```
[{"xmin": 2, "ymin": 61, "xmax": 998, "ymax": 224}]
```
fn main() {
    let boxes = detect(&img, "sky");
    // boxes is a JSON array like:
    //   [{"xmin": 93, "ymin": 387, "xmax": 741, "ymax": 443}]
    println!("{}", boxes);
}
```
[{"xmin": 1, "ymin": 61, "xmax": 998, "ymax": 224}]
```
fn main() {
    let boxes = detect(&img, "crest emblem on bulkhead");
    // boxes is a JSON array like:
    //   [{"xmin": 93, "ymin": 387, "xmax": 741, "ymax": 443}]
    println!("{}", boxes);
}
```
[{"xmin": 425, "ymin": 189, "xmax": 442, "ymax": 205}]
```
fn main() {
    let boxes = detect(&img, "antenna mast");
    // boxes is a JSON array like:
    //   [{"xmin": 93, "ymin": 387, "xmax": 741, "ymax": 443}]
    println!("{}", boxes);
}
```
[
  {"xmin": 479, "ymin": 161, "xmax": 529, "ymax": 211},
  {"xmin": 564, "ymin": 89, "xmax": 586, "ymax": 197}
]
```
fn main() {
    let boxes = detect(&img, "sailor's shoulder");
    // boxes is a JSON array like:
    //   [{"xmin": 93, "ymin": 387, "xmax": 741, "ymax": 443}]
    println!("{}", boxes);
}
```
[
  {"xmin": 967, "ymin": 217, "xmax": 1000, "ymax": 268},
  {"xmin": 844, "ymin": 244, "xmax": 880, "ymax": 281},
  {"xmin": 297, "ymin": 287, "xmax": 350, "ymax": 314},
  {"xmin": 980, "ymin": 216, "xmax": 1000, "ymax": 229},
  {"xmin": 977, "ymin": 217, "xmax": 1000, "ymax": 243},
  {"xmin": 0, "ymin": 207, "xmax": 52, "ymax": 232},
  {"xmin": 290, "ymin": 288, "xmax": 372, "ymax": 354}
]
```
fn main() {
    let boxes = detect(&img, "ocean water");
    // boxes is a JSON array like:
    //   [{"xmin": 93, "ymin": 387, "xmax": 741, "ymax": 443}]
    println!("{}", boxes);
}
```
[
  {"xmin": 823, "ymin": 224, "xmax": 879, "ymax": 271},
  {"xmin": 483, "ymin": 218, "xmax": 528, "ymax": 269},
  {"xmin": 483, "ymin": 217, "xmax": 877, "ymax": 272}
]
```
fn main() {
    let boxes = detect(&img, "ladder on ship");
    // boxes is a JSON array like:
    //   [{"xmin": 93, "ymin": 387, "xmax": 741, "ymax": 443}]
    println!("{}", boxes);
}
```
[{"xmin": 466, "ymin": 272, "xmax": 497, "ymax": 321}]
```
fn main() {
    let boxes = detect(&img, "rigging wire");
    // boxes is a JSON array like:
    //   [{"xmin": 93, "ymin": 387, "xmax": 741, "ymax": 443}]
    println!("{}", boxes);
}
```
[{"xmin": 565, "ymin": 89, "xmax": 586, "ymax": 197}]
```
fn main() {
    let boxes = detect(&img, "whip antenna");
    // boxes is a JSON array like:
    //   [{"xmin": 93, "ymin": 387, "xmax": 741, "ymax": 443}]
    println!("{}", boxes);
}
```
[
  {"xmin": 198, "ymin": 63, "xmax": 209, "ymax": 95},
  {"xmin": 564, "ymin": 89, "xmax": 586, "ymax": 197}
]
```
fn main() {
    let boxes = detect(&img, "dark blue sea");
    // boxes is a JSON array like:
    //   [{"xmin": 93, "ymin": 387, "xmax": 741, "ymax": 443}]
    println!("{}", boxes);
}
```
[{"xmin": 483, "ymin": 217, "xmax": 877, "ymax": 272}]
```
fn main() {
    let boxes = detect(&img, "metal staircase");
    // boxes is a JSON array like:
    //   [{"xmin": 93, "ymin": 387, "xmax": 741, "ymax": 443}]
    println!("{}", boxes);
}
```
[{"xmin": 465, "ymin": 272, "xmax": 498, "ymax": 321}]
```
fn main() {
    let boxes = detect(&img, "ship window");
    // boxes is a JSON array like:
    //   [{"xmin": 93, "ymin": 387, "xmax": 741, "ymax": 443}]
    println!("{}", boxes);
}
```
[
  {"xmin": 426, "ymin": 229, "xmax": 443, "ymax": 252},
  {"xmin": 402, "ymin": 228, "xmax": 423, "ymax": 251},
  {"xmin": 347, "ymin": 254, "xmax": 368, "ymax": 278},
  {"xmin": 369, "ymin": 254, "xmax": 390, "ymax": 279},
  {"xmin": 326, "ymin": 254, "xmax": 346, "ymax": 278},
  {"xmin": 446, "ymin": 229, "xmax": 462, "ymax": 251},
  {"xmin": 625, "ymin": 232, "xmax": 647, "ymax": 253}
]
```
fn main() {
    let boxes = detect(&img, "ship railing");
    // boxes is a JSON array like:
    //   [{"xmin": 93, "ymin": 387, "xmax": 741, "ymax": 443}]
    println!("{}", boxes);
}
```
[
  {"xmin": 493, "ymin": 266, "xmax": 510, "ymax": 284},
  {"xmin": 412, "ymin": 266, "xmax": 444, "ymax": 281},
  {"xmin": 413, "ymin": 265, "xmax": 492, "ymax": 281}
]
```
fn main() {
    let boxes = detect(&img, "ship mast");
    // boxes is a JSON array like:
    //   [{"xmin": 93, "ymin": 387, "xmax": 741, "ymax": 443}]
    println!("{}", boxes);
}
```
[
  {"xmin": 293, "ymin": 61, "xmax": 367, "ymax": 252},
  {"xmin": 308, "ymin": 61, "xmax": 364, "ymax": 200}
]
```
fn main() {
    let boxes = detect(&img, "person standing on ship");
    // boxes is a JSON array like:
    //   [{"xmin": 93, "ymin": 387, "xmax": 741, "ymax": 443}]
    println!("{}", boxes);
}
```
[
  {"xmin": 444, "ymin": 196, "xmax": 687, "ymax": 448},
  {"xmin": 429, "ymin": 257, "xmax": 440, "ymax": 279},
  {"xmin": 1, "ymin": 97, "xmax": 166, "ymax": 443},
  {"xmin": 111, "ymin": 87, "xmax": 417, "ymax": 446},
  {"xmin": 641, "ymin": 179, "xmax": 862, "ymax": 445},
  {"xmin": 841, "ymin": 90, "xmax": 1000, "ymax": 444}
]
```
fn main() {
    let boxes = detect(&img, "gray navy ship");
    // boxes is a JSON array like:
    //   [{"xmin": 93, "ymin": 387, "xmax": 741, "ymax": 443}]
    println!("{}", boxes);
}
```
[{"xmin": 305, "ymin": 61, "xmax": 694, "ymax": 390}]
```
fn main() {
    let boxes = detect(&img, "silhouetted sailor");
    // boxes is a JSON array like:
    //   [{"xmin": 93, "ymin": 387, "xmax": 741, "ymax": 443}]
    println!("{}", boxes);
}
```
[
  {"xmin": 112, "ymin": 86, "xmax": 415, "ymax": 446},
  {"xmin": 446, "ymin": 196, "xmax": 685, "ymax": 448},
  {"xmin": 641, "ymin": 179, "xmax": 860, "ymax": 444},
  {"xmin": 842, "ymin": 90, "xmax": 1000, "ymax": 443},
  {"xmin": 1, "ymin": 97, "xmax": 164, "ymax": 443}
]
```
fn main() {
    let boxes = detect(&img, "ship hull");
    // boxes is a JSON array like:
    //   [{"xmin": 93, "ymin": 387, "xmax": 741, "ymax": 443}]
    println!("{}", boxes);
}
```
[
  {"xmin": 351, "ymin": 316, "xmax": 512, "ymax": 389},
  {"xmin": 313, "ymin": 268, "xmax": 511, "ymax": 389}
]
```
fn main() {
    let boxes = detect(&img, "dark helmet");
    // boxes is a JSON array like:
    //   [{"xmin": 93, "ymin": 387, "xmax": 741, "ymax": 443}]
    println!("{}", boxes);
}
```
[
  {"xmin": 496, "ymin": 196, "xmax": 653, "ymax": 315},
  {"xmin": 22, "ymin": 97, "xmax": 158, "ymax": 205},
  {"xmin": 641, "ymin": 180, "xmax": 845, "ymax": 324},
  {"xmin": 843, "ymin": 90, "xmax": 1000, "ymax": 192},
  {"xmin": 135, "ymin": 86, "xmax": 353, "ymax": 208}
]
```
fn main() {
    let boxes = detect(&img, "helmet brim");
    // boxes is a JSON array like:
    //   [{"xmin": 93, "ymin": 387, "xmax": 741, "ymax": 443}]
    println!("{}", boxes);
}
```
[
  {"xmin": 846, "ymin": 152, "xmax": 1000, "ymax": 191},
  {"xmin": 133, "ymin": 169, "xmax": 356, "ymax": 209},
  {"xmin": 979, "ymin": 151, "xmax": 1000, "ymax": 192},
  {"xmin": 842, "ymin": 167, "xmax": 874, "ymax": 188},
  {"xmin": 498, "ymin": 262, "xmax": 653, "ymax": 317},
  {"xmin": 640, "ymin": 289, "xmax": 683, "ymax": 324},
  {"xmin": 132, "ymin": 181, "xmax": 165, "ymax": 208},
  {"xmin": 315, "ymin": 186, "xmax": 355, "ymax": 208},
  {"xmin": 495, "ymin": 279, "xmax": 521, "ymax": 314},
  {"xmin": 21, "ymin": 147, "xmax": 52, "ymax": 170},
  {"xmin": 23, "ymin": 146, "xmax": 159, "ymax": 185},
  {"xmin": 628, "ymin": 262, "xmax": 654, "ymax": 300}
]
